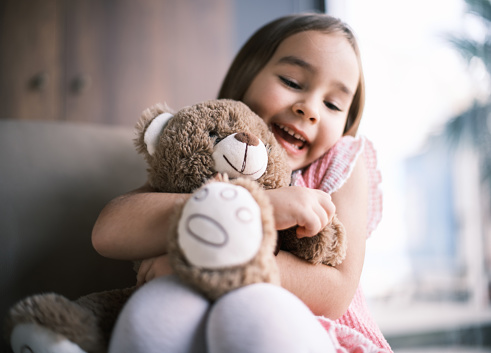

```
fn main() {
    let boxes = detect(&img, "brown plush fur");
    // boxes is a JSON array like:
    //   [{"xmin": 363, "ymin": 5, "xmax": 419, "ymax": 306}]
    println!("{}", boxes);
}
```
[
  {"xmin": 5, "ymin": 99, "xmax": 346, "ymax": 353},
  {"xmin": 279, "ymin": 215, "xmax": 346, "ymax": 266},
  {"xmin": 6, "ymin": 294, "xmax": 103, "ymax": 353},
  {"xmin": 5, "ymin": 288, "xmax": 134, "ymax": 353},
  {"xmin": 134, "ymin": 99, "xmax": 291, "ymax": 193}
]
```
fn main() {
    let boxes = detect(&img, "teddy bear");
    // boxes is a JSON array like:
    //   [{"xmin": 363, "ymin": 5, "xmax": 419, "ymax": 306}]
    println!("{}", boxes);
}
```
[
  {"xmin": 134, "ymin": 99, "xmax": 347, "ymax": 299},
  {"xmin": 5, "ymin": 99, "xmax": 346, "ymax": 353}
]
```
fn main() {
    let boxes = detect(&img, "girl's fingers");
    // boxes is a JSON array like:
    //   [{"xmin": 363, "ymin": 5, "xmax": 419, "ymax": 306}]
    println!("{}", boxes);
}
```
[
  {"xmin": 296, "ymin": 215, "xmax": 322, "ymax": 238},
  {"xmin": 318, "ymin": 192, "xmax": 336, "ymax": 223},
  {"xmin": 136, "ymin": 257, "xmax": 155, "ymax": 286},
  {"xmin": 296, "ymin": 196, "xmax": 334, "ymax": 238}
]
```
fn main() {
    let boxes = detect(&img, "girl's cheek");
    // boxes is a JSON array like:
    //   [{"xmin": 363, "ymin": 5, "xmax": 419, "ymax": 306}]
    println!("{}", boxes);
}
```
[{"xmin": 249, "ymin": 93, "xmax": 277, "ymax": 118}]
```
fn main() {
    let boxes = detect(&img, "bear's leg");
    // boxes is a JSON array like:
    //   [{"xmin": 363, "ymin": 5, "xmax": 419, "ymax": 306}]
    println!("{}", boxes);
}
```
[
  {"xmin": 108, "ymin": 275, "xmax": 209, "ymax": 353},
  {"xmin": 8, "ymin": 293, "xmax": 103, "ymax": 353},
  {"xmin": 206, "ymin": 283, "xmax": 336, "ymax": 353}
]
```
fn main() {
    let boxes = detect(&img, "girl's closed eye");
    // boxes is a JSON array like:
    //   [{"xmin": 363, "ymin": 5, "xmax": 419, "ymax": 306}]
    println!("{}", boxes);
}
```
[
  {"xmin": 279, "ymin": 76, "xmax": 301, "ymax": 90},
  {"xmin": 324, "ymin": 101, "xmax": 342, "ymax": 112}
]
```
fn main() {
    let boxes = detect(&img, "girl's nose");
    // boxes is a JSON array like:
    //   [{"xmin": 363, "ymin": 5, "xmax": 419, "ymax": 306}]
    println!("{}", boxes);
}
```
[{"xmin": 292, "ymin": 101, "xmax": 319, "ymax": 124}]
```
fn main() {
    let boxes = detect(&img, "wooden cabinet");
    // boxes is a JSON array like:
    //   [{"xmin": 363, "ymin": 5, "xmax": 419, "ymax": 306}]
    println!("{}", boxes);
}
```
[{"xmin": 0, "ymin": 0, "xmax": 233, "ymax": 125}]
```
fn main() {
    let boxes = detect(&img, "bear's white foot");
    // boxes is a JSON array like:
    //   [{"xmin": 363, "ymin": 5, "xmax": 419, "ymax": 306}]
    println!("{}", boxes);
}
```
[
  {"xmin": 178, "ymin": 182, "xmax": 263, "ymax": 269},
  {"xmin": 11, "ymin": 323, "xmax": 87, "ymax": 353}
]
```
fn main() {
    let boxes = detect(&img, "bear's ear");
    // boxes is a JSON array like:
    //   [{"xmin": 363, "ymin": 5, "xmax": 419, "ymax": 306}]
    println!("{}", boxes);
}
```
[{"xmin": 143, "ymin": 112, "xmax": 174, "ymax": 156}]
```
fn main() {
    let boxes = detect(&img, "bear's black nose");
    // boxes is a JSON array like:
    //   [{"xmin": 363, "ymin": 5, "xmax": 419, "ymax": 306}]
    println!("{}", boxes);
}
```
[{"xmin": 234, "ymin": 132, "xmax": 259, "ymax": 146}]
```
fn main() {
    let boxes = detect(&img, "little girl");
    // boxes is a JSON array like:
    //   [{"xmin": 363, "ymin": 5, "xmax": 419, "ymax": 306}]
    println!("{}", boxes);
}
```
[{"xmin": 93, "ymin": 13, "xmax": 392, "ymax": 353}]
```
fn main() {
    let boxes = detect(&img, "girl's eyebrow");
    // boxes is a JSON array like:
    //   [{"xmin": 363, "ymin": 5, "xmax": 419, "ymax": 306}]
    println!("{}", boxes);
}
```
[
  {"xmin": 333, "ymin": 81, "xmax": 354, "ymax": 97},
  {"xmin": 277, "ymin": 55, "xmax": 354, "ymax": 97},
  {"xmin": 277, "ymin": 55, "xmax": 314, "ymax": 72}
]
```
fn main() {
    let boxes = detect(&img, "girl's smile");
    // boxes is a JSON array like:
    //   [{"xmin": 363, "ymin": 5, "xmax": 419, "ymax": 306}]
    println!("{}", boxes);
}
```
[
  {"xmin": 242, "ymin": 30, "xmax": 360, "ymax": 171},
  {"xmin": 272, "ymin": 122, "xmax": 308, "ymax": 153}
]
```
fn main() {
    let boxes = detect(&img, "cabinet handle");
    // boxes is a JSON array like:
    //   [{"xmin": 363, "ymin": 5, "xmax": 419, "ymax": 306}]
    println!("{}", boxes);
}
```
[
  {"xmin": 71, "ymin": 75, "xmax": 92, "ymax": 94},
  {"xmin": 30, "ymin": 72, "xmax": 49, "ymax": 91}
]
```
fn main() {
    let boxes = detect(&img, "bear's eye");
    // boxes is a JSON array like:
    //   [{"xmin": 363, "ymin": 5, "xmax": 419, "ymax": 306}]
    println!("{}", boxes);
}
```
[
  {"xmin": 266, "ymin": 144, "xmax": 272, "ymax": 154},
  {"xmin": 209, "ymin": 130, "xmax": 224, "ymax": 145}
]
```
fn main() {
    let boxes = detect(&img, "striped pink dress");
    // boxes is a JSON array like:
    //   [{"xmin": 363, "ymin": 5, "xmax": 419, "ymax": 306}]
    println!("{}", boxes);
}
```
[{"xmin": 292, "ymin": 136, "xmax": 392, "ymax": 353}]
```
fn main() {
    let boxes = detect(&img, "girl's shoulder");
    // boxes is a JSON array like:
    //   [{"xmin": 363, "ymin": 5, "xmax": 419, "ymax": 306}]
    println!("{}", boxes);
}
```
[{"xmin": 292, "ymin": 135, "xmax": 382, "ymax": 237}]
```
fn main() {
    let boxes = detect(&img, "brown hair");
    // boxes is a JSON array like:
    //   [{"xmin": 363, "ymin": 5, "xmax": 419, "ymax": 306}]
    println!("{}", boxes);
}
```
[{"xmin": 218, "ymin": 13, "xmax": 365, "ymax": 136}]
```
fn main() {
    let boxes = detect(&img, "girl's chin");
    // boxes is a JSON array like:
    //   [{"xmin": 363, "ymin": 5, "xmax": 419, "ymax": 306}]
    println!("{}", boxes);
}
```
[
  {"xmin": 285, "ymin": 148, "xmax": 315, "ymax": 171},
  {"xmin": 282, "ymin": 146, "xmax": 309, "ymax": 170}
]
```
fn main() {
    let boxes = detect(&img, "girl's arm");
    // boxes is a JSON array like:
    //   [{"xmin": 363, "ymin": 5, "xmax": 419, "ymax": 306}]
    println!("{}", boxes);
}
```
[
  {"xmin": 96, "ymin": 154, "xmax": 367, "ymax": 320},
  {"xmin": 91, "ymin": 183, "xmax": 190, "ymax": 260},
  {"xmin": 277, "ymin": 153, "xmax": 368, "ymax": 319}
]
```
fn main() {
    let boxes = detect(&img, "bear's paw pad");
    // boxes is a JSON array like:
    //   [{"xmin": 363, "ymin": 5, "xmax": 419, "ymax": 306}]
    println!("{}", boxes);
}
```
[{"xmin": 178, "ymin": 182, "xmax": 263, "ymax": 269}]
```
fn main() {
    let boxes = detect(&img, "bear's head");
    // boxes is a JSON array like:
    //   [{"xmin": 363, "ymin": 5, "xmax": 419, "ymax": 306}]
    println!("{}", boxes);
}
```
[{"xmin": 134, "ymin": 99, "xmax": 291, "ymax": 193}]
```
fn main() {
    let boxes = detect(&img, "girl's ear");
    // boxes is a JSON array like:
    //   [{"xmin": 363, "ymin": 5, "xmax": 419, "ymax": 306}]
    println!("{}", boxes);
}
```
[{"xmin": 144, "ymin": 112, "xmax": 174, "ymax": 155}]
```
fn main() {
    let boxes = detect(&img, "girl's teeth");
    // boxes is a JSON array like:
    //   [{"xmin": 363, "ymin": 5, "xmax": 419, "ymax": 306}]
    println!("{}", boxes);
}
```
[{"xmin": 278, "ymin": 124, "xmax": 305, "ymax": 142}]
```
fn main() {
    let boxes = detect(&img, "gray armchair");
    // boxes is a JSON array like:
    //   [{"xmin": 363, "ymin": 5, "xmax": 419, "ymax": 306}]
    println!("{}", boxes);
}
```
[{"xmin": 0, "ymin": 119, "xmax": 147, "ymax": 351}]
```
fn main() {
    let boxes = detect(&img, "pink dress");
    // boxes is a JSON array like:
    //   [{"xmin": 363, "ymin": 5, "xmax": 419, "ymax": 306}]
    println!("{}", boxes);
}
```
[{"xmin": 291, "ymin": 136, "xmax": 392, "ymax": 353}]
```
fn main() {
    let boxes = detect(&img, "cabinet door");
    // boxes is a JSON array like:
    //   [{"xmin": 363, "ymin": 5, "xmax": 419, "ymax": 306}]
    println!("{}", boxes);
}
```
[
  {"xmin": 1, "ymin": 0, "xmax": 233, "ymax": 125},
  {"xmin": 0, "ymin": 0, "xmax": 63, "ymax": 121},
  {"xmin": 64, "ymin": 0, "xmax": 177, "ymax": 125},
  {"xmin": 64, "ymin": 0, "xmax": 234, "ymax": 125}
]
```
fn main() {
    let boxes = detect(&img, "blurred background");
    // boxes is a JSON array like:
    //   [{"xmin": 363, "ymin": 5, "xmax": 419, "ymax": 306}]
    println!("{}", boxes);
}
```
[
  {"xmin": 1, "ymin": 0, "xmax": 490, "ymax": 351},
  {"xmin": 334, "ymin": 0, "xmax": 491, "ymax": 352}
]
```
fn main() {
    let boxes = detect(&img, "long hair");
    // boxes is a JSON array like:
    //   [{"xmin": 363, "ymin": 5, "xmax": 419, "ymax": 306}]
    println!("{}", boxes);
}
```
[{"xmin": 218, "ymin": 13, "xmax": 365, "ymax": 136}]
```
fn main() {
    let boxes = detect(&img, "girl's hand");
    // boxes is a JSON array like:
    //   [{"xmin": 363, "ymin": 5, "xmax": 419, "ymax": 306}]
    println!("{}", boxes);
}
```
[
  {"xmin": 136, "ymin": 254, "xmax": 173, "ymax": 286},
  {"xmin": 266, "ymin": 186, "xmax": 336, "ymax": 238}
]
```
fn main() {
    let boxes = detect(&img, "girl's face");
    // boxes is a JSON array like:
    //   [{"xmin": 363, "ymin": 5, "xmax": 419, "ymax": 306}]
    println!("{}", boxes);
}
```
[{"xmin": 242, "ymin": 30, "xmax": 360, "ymax": 170}]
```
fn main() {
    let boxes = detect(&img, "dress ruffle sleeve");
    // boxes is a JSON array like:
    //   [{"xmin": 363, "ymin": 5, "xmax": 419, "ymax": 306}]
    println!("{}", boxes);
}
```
[{"xmin": 364, "ymin": 138, "xmax": 383, "ymax": 238}]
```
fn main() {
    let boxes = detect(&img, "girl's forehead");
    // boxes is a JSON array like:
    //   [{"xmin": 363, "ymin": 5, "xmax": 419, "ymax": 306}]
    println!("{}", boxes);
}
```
[
  {"xmin": 274, "ymin": 30, "xmax": 354, "ymax": 60},
  {"xmin": 270, "ymin": 30, "xmax": 359, "ymax": 92}
]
